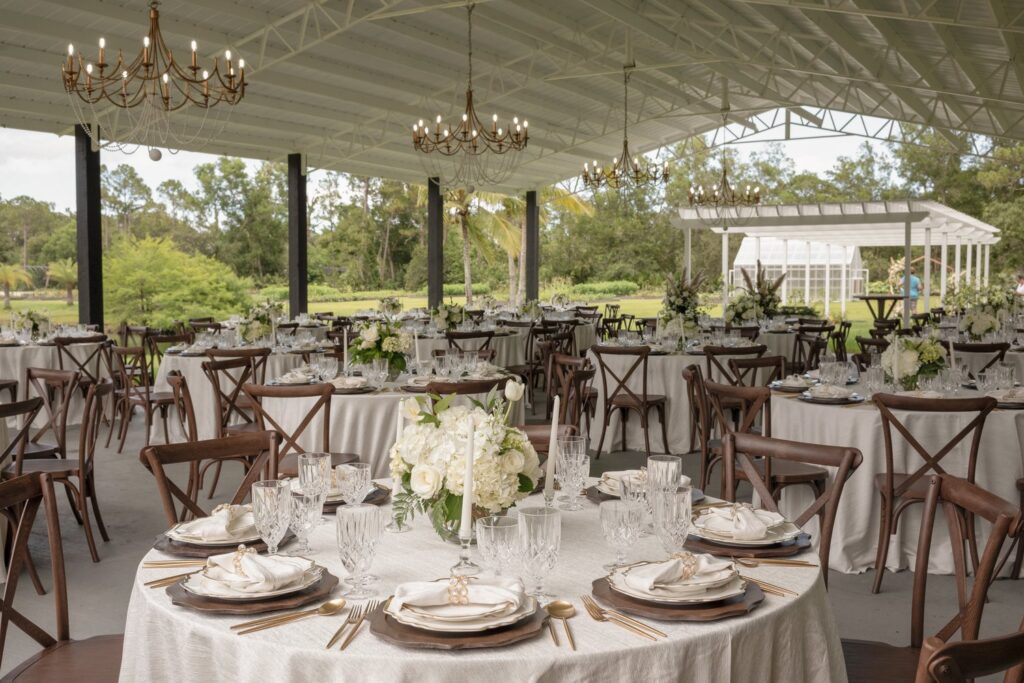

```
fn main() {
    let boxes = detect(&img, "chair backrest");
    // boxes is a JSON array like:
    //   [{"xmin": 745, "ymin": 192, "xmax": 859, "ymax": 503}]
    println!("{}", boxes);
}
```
[
  {"xmin": 703, "ymin": 344, "xmax": 767, "ymax": 385},
  {"xmin": 723, "ymin": 432, "xmax": 862, "ymax": 584},
  {"xmin": 189, "ymin": 321, "xmax": 222, "ymax": 333},
  {"xmin": 831, "ymin": 321, "xmax": 852, "ymax": 361},
  {"xmin": 796, "ymin": 322, "xmax": 834, "ymax": 337},
  {"xmin": 906, "ymin": 475, "xmax": 1022, "ymax": 650},
  {"xmin": 941, "ymin": 341, "xmax": 1010, "ymax": 377},
  {"xmin": 120, "ymin": 324, "xmax": 152, "ymax": 349},
  {"xmin": 140, "ymin": 432, "xmax": 280, "ymax": 525},
  {"xmin": 72, "ymin": 381, "xmax": 113, "ymax": 478},
  {"xmin": 793, "ymin": 333, "xmax": 829, "ymax": 372},
  {"xmin": 314, "ymin": 312, "xmax": 334, "ymax": 320},
  {"xmin": 0, "ymin": 399, "xmax": 43, "ymax": 472},
  {"xmin": 424, "ymin": 377, "xmax": 510, "ymax": 396},
  {"xmin": 23, "ymin": 368, "xmax": 78, "ymax": 453},
  {"xmin": 52, "ymin": 335, "xmax": 107, "ymax": 386},
  {"xmin": 0, "ymin": 473, "xmax": 69, "ymax": 670},
  {"xmin": 917, "ymin": 616, "xmax": 1024, "ymax": 683},
  {"xmin": 604, "ymin": 303, "xmax": 620, "ymax": 318},
  {"xmin": 591, "ymin": 345, "xmax": 654, "ymax": 410},
  {"xmin": 575, "ymin": 306, "xmax": 598, "ymax": 315},
  {"xmin": 243, "ymin": 382, "xmax": 333, "ymax": 459},
  {"xmin": 728, "ymin": 355, "xmax": 785, "ymax": 387},
  {"xmin": 549, "ymin": 352, "xmax": 590, "ymax": 407},
  {"xmin": 704, "ymin": 380, "xmax": 771, "ymax": 437},
  {"xmin": 599, "ymin": 317, "xmax": 623, "ymax": 340},
  {"xmin": 202, "ymin": 355, "xmax": 267, "ymax": 435},
  {"xmin": 557, "ymin": 365, "xmax": 595, "ymax": 432},
  {"xmin": 147, "ymin": 333, "xmax": 194, "ymax": 371},
  {"xmin": 856, "ymin": 335, "xmax": 890, "ymax": 355},
  {"xmin": 465, "ymin": 309, "xmax": 485, "ymax": 323},
  {"xmin": 111, "ymin": 346, "xmax": 155, "ymax": 402},
  {"xmin": 874, "ymin": 393, "xmax": 996, "ymax": 500},
  {"xmin": 431, "ymin": 348, "xmax": 497, "ymax": 363},
  {"xmin": 166, "ymin": 370, "xmax": 199, "ymax": 443},
  {"xmin": 445, "ymin": 330, "xmax": 495, "ymax": 352},
  {"xmin": 682, "ymin": 364, "xmax": 712, "ymax": 462},
  {"xmin": 276, "ymin": 322, "xmax": 299, "ymax": 336},
  {"xmin": 874, "ymin": 318, "xmax": 901, "ymax": 333}
]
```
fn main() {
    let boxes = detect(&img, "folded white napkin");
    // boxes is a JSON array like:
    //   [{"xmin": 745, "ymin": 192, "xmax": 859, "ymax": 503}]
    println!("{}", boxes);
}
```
[
  {"xmin": 166, "ymin": 343, "xmax": 188, "ymax": 353},
  {"xmin": 780, "ymin": 374, "xmax": 811, "ymax": 387},
  {"xmin": 391, "ymin": 576, "xmax": 524, "ymax": 619},
  {"xmin": 174, "ymin": 504, "xmax": 256, "ymax": 542},
  {"xmin": 986, "ymin": 387, "xmax": 1024, "ymax": 403},
  {"xmin": 599, "ymin": 469, "xmax": 645, "ymax": 495},
  {"xmin": 624, "ymin": 554, "xmax": 734, "ymax": 594},
  {"xmin": 196, "ymin": 550, "xmax": 313, "ymax": 596},
  {"xmin": 183, "ymin": 344, "xmax": 206, "ymax": 354},
  {"xmin": 276, "ymin": 367, "xmax": 313, "ymax": 384},
  {"xmin": 700, "ymin": 505, "xmax": 785, "ymax": 540},
  {"xmin": 807, "ymin": 384, "xmax": 853, "ymax": 399},
  {"xmin": 408, "ymin": 375, "xmax": 435, "ymax": 386},
  {"xmin": 331, "ymin": 376, "xmax": 368, "ymax": 389}
]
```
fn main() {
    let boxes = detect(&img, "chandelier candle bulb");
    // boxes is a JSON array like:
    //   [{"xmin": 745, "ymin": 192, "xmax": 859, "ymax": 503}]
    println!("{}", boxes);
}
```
[
  {"xmin": 460, "ymin": 422, "xmax": 475, "ymax": 542},
  {"xmin": 545, "ymin": 395, "xmax": 560, "ymax": 501},
  {"xmin": 98, "ymin": 38, "xmax": 105, "ymax": 66},
  {"xmin": 190, "ymin": 40, "xmax": 197, "ymax": 69}
]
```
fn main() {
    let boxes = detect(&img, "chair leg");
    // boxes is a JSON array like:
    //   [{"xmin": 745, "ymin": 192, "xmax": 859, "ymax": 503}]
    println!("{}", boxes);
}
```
[
  {"xmin": 143, "ymin": 404, "xmax": 153, "ymax": 448},
  {"xmin": 641, "ymin": 411, "xmax": 652, "ymax": 459},
  {"xmin": 596, "ymin": 409, "xmax": 610, "ymax": 457},
  {"xmin": 872, "ymin": 495, "xmax": 894, "ymax": 594},
  {"xmin": 87, "ymin": 473, "xmax": 110, "ymax": 542},
  {"xmin": 657, "ymin": 405, "xmax": 670, "ymax": 455},
  {"xmin": 620, "ymin": 408, "xmax": 628, "ymax": 452},
  {"xmin": 116, "ymin": 402, "xmax": 133, "ymax": 454},
  {"xmin": 1012, "ymin": 537, "xmax": 1023, "ymax": 580},
  {"xmin": 63, "ymin": 483, "xmax": 83, "ymax": 526},
  {"xmin": 207, "ymin": 461, "xmax": 224, "ymax": 499},
  {"xmin": 68, "ymin": 480, "xmax": 100, "ymax": 563},
  {"xmin": 104, "ymin": 396, "xmax": 121, "ymax": 448},
  {"xmin": 160, "ymin": 405, "xmax": 171, "ymax": 444}
]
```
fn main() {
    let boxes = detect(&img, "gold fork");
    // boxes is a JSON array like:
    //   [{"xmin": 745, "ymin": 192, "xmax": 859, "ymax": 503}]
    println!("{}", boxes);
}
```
[
  {"xmin": 326, "ymin": 603, "xmax": 364, "ymax": 649},
  {"xmin": 579, "ymin": 595, "xmax": 662, "ymax": 641},
  {"xmin": 339, "ymin": 599, "xmax": 383, "ymax": 651},
  {"xmin": 145, "ymin": 570, "xmax": 201, "ymax": 588},
  {"xmin": 740, "ymin": 574, "xmax": 798, "ymax": 597}
]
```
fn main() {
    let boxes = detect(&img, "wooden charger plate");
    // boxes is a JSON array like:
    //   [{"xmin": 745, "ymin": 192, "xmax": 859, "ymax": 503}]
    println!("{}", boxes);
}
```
[
  {"xmin": 151, "ymin": 532, "xmax": 295, "ymax": 559},
  {"xmin": 367, "ymin": 604, "xmax": 547, "ymax": 650},
  {"xmin": 332, "ymin": 385, "xmax": 377, "ymax": 395},
  {"xmin": 684, "ymin": 532, "xmax": 811, "ymax": 559},
  {"xmin": 591, "ymin": 577, "xmax": 764, "ymax": 622},
  {"xmin": 323, "ymin": 484, "xmax": 391, "ymax": 511},
  {"xmin": 166, "ymin": 571, "xmax": 339, "ymax": 615}
]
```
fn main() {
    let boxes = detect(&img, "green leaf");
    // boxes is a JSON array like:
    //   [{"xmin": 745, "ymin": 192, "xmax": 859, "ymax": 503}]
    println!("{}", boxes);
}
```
[{"xmin": 518, "ymin": 473, "xmax": 534, "ymax": 493}]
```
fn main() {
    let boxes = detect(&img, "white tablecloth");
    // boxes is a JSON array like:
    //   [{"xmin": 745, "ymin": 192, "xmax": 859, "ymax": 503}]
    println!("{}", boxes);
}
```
[
  {"xmin": 0, "ymin": 343, "xmax": 105, "ymax": 426},
  {"xmin": 959, "ymin": 349, "xmax": 1024, "ymax": 379},
  {"xmin": 261, "ymin": 391, "xmax": 526, "ymax": 478},
  {"xmin": 762, "ymin": 331, "xmax": 796, "ymax": 361},
  {"xmin": 771, "ymin": 388, "xmax": 1024, "ymax": 575},
  {"xmin": 414, "ymin": 332, "xmax": 525, "ymax": 369},
  {"xmin": 121, "ymin": 490, "xmax": 846, "ymax": 683}
]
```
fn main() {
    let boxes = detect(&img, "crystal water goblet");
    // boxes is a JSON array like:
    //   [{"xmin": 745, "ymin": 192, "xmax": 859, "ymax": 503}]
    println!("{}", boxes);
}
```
[
  {"xmin": 652, "ymin": 486, "xmax": 693, "ymax": 557},
  {"xmin": 298, "ymin": 452, "xmax": 332, "ymax": 519},
  {"xmin": 600, "ymin": 500, "xmax": 644, "ymax": 570},
  {"xmin": 252, "ymin": 480, "xmax": 291, "ymax": 556},
  {"xmin": 335, "ymin": 463, "xmax": 373, "ymax": 505},
  {"xmin": 287, "ymin": 491, "xmax": 320, "ymax": 556},
  {"xmin": 335, "ymin": 504, "xmax": 384, "ymax": 598},
  {"xmin": 476, "ymin": 515, "xmax": 518, "ymax": 577},
  {"xmin": 517, "ymin": 507, "xmax": 561, "ymax": 602}
]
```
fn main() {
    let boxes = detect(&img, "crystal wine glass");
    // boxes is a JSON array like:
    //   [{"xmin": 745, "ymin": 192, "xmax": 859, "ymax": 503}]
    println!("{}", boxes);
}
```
[
  {"xmin": 646, "ymin": 455, "xmax": 681, "ymax": 512},
  {"xmin": 287, "ymin": 491, "xmax": 320, "ymax": 556},
  {"xmin": 600, "ymin": 500, "xmax": 643, "ymax": 570},
  {"xmin": 335, "ymin": 463, "xmax": 373, "ymax": 505},
  {"xmin": 335, "ymin": 504, "xmax": 384, "ymax": 598},
  {"xmin": 476, "ymin": 515, "xmax": 518, "ymax": 577},
  {"xmin": 298, "ymin": 452, "xmax": 332, "ymax": 520},
  {"xmin": 652, "ymin": 487, "xmax": 693, "ymax": 557},
  {"xmin": 252, "ymin": 480, "xmax": 291, "ymax": 556},
  {"xmin": 517, "ymin": 507, "xmax": 561, "ymax": 602},
  {"xmin": 556, "ymin": 451, "xmax": 589, "ymax": 512},
  {"xmin": 321, "ymin": 356, "xmax": 339, "ymax": 381}
]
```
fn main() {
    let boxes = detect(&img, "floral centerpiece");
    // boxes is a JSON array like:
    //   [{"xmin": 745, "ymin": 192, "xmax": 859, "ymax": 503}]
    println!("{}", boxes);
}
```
[
  {"xmin": 661, "ymin": 269, "xmax": 704, "ymax": 336},
  {"xmin": 348, "ymin": 320, "xmax": 412, "ymax": 376},
  {"xmin": 549, "ymin": 292, "xmax": 569, "ymax": 307},
  {"xmin": 960, "ymin": 309, "xmax": 1000, "ymax": 340},
  {"xmin": 519, "ymin": 299, "xmax": 542, "ymax": 320},
  {"xmin": 738, "ymin": 260, "xmax": 784, "ymax": 319},
  {"xmin": 432, "ymin": 302, "xmax": 465, "ymax": 331},
  {"xmin": 237, "ymin": 301, "xmax": 283, "ymax": 344},
  {"xmin": 379, "ymin": 296, "xmax": 402, "ymax": 317},
  {"xmin": 945, "ymin": 281, "xmax": 1015, "ymax": 317},
  {"xmin": 13, "ymin": 310, "xmax": 49, "ymax": 337},
  {"xmin": 881, "ymin": 334, "xmax": 947, "ymax": 391},
  {"xmin": 725, "ymin": 293, "xmax": 762, "ymax": 324},
  {"xmin": 390, "ymin": 383, "xmax": 540, "ymax": 541}
]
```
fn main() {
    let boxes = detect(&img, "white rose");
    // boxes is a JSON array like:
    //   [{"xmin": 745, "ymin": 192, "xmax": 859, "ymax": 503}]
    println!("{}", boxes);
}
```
[
  {"xmin": 409, "ymin": 464, "xmax": 443, "ymax": 498},
  {"xmin": 504, "ymin": 380, "xmax": 525, "ymax": 402},
  {"xmin": 502, "ymin": 448, "xmax": 525, "ymax": 474},
  {"xmin": 361, "ymin": 324, "xmax": 380, "ymax": 343},
  {"xmin": 402, "ymin": 398, "xmax": 421, "ymax": 421}
]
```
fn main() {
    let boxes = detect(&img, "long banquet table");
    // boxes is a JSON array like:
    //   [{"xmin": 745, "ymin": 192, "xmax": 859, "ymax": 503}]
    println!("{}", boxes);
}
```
[
  {"xmin": 121, "ymin": 489, "xmax": 846, "ymax": 683},
  {"xmin": 771, "ymin": 385, "xmax": 1024, "ymax": 575}
]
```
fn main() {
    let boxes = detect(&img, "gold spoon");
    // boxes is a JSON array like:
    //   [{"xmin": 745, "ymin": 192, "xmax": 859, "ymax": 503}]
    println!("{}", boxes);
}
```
[
  {"xmin": 233, "ymin": 598, "xmax": 347, "ymax": 633},
  {"xmin": 546, "ymin": 600, "xmax": 577, "ymax": 651}
]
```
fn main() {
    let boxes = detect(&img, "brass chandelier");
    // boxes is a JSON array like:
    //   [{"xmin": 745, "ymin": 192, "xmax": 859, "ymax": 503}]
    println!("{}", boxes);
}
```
[
  {"xmin": 688, "ymin": 163, "xmax": 761, "ymax": 210},
  {"xmin": 581, "ymin": 67, "xmax": 668, "ymax": 190},
  {"xmin": 60, "ymin": 1, "xmax": 246, "ymax": 156},
  {"xmin": 412, "ymin": 3, "xmax": 528, "ymax": 187}
]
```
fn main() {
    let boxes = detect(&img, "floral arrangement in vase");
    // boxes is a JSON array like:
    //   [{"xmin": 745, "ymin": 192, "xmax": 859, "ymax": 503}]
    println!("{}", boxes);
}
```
[
  {"xmin": 237, "ymin": 319, "xmax": 269, "ymax": 344},
  {"xmin": 389, "ymin": 383, "xmax": 540, "ymax": 540},
  {"xmin": 519, "ymin": 299, "xmax": 542, "ymax": 320},
  {"xmin": 549, "ymin": 292, "xmax": 570, "ymax": 307},
  {"xmin": 432, "ymin": 302, "xmax": 465, "ymax": 331},
  {"xmin": 881, "ymin": 334, "xmax": 946, "ymax": 390},
  {"xmin": 724, "ymin": 293, "xmax": 762, "ymax": 324},
  {"xmin": 738, "ymin": 260, "xmax": 784, "ymax": 318},
  {"xmin": 379, "ymin": 296, "xmax": 402, "ymax": 317},
  {"xmin": 237, "ymin": 301, "xmax": 283, "ymax": 344},
  {"xmin": 661, "ymin": 269, "xmax": 705, "ymax": 333},
  {"xmin": 945, "ymin": 282, "xmax": 1015, "ymax": 317},
  {"xmin": 13, "ymin": 310, "xmax": 50, "ymax": 337},
  {"xmin": 960, "ymin": 309, "xmax": 1000, "ymax": 340},
  {"xmin": 348, "ymin": 320, "xmax": 412, "ymax": 374}
]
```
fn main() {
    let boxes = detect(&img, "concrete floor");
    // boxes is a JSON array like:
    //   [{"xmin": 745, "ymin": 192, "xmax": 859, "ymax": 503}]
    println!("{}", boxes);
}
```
[{"xmin": 1, "ymin": 415, "xmax": 1022, "ymax": 678}]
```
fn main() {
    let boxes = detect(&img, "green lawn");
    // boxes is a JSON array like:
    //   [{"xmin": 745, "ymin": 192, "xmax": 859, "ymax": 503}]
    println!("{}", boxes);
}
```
[{"xmin": 4, "ymin": 299, "xmax": 80, "ymax": 325}]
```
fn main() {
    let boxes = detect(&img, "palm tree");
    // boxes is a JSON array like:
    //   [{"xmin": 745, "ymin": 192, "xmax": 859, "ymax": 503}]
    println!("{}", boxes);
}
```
[
  {"xmin": 0, "ymin": 264, "xmax": 33, "ymax": 310},
  {"xmin": 48, "ymin": 258, "xmax": 78, "ymax": 305}
]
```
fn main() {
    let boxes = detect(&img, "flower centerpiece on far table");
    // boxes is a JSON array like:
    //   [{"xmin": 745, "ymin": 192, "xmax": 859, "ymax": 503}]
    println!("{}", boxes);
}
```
[
  {"xmin": 432, "ymin": 301, "xmax": 465, "ymax": 331},
  {"xmin": 660, "ymin": 269, "xmax": 704, "ymax": 339},
  {"xmin": 389, "ymin": 383, "xmax": 540, "ymax": 542},
  {"xmin": 738, "ymin": 260, "xmax": 784, "ymax": 319},
  {"xmin": 379, "ymin": 296, "xmax": 402, "ymax": 318},
  {"xmin": 13, "ymin": 310, "xmax": 50, "ymax": 338},
  {"xmin": 881, "ymin": 334, "xmax": 947, "ymax": 391},
  {"xmin": 348, "ymin": 320, "xmax": 412, "ymax": 377},
  {"xmin": 519, "ymin": 299, "xmax": 542, "ymax": 320},
  {"xmin": 724, "ymin": 293, "xmax": 762, "ymax": 324},
  {"xmin": 238, "ymin": 301, "xmax": 283, "ymax": 344},
  {"xmin": 960, "ymin": 309, "xmax": 1000, "ymax": 340}
]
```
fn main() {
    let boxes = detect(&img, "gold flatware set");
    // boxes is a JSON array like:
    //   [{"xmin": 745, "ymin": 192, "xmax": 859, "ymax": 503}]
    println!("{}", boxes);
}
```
[{"xmin": 579, "ymin": 595, "xmax": 666, "ymax": 641}]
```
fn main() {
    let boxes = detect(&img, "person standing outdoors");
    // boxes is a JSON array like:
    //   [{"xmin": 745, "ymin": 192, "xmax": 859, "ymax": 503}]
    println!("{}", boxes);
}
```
[{"xmin": 899, "ymin": 266, "xmax": 922, "ymax": 312}]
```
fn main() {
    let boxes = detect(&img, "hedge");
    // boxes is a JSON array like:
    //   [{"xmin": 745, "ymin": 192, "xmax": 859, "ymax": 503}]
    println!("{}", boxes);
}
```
[{"xmin": 570, "ymin": 280, "xmax": 640, "ymax": 297}]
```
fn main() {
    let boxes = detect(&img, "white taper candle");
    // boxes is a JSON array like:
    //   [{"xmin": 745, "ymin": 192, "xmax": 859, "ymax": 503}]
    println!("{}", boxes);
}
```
[
  {"xmin": 545, "ymin": 395, "xmax": 561, "ymax": 496},
  {"xmin": 460, "ymin": 419, "xmax": 475, "ymax": 541}
]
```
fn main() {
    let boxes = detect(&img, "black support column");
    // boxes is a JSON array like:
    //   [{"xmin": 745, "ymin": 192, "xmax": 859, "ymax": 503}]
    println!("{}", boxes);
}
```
[
  {"xmin": 287, "ymin": 153, "xmax": 308, "ymax": 319},
  {"xmin": 427, "ymin": 177, "xmax": 444, "ymax": 308},
  {"xmin": 75, "ymin": 125, "xmax": 103, "ymax": 329},
  {"xmin": 525, "ymin": 190, "xmax": 539, "ymax": 302}
]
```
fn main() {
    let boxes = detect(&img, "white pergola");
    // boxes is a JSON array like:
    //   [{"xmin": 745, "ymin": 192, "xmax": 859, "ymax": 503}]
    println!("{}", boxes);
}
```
[{"xmin": 674, "ymin": 201, "xmax": 1000, "ymax": 324}]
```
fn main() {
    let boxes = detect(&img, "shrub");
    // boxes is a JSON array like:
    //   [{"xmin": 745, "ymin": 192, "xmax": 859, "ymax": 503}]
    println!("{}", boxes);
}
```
[
  {"xmin": 570, "ymin": 280, "xmax": 640, "ymax": 297},
  {"xmin": 259, "ymin": 284, "xmax": 345, "ymax": 302},
  {"xmin": 414, "ymin": 283, "xmax": 491, "ymax": 297}
]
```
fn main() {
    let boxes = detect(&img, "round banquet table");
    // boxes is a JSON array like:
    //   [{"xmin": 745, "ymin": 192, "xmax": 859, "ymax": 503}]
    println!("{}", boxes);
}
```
[
  {"xmin": 771, "ymin": 386, "xmax": 1024, "ymax": 575},
  {"xmin": 413, "ymin": 331, "xmax": 525, "ymax": 369},
  {"xmin": 0, "ymin": 342, "xmax": 106, "ymax": 427},
  {"xmin": 216, "ymin": 324, "xmax": 330, "ymax": 344},
  {"xmin": 120, "ymin": 490, "xmax": 846, "ymax": 683},
  {"xmin": 958, "ymin": 348, "xmax": 1024, "ymax": 379},
  {"xmin": 571, "ymin": 322, "xmax": 599, "ymax": 354},
  {"xmin": 762, "ymin": 330, "xmax": 796, "ymax": 362}
]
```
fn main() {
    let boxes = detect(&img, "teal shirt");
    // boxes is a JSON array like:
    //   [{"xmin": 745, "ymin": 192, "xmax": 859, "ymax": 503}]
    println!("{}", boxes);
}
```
[{"xmin": 901, "ymin": 275, "xmax": 922, "ymax": 298}]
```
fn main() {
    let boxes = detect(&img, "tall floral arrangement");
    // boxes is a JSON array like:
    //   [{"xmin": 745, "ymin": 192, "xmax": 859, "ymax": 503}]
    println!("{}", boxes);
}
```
[
  {"xmin": 738, "ymin": 260, "xmax": 784, "ymax": 318},
  {"xmin": 432, "ymin": 302, "xmax": 465, "ymax": 331},
  {"xmin": 379, "ymin": 297, "xmax": 402, "ymax": 317},
  {"xmin": 389, "ymin": 384, "xmax": 540, "ymax": 539},
  {"xmin": 13, "ymin": 310, "xmax": 49, "ymax": 336},
  {"xmin": 519, "ymin": 299, "xmax": 542, "ymax": 320},
  {"xmin": 348, "ymin": 320, "xmax": 412, "ymax": 372},
  {"xmin": 238, "ymin": 301, "xmax": 283, "ymax": 344},
  {"xmin": 945, "ymin": 281, "xmax": 1014, "ymax": 317},
  {"xmin": 661, "ymin": 269, "xmax": 705, "ymax": 332},
  {"xmin": 960, "ymin": 309, "xmax": 999, "ymax": 340},
  {"xmin": 881, "ymin": 334, "xmax": 946, "ymax": 390},
  {"xmin": 724, "ymin": 293, "xmax": 761, "ymax": 324}
]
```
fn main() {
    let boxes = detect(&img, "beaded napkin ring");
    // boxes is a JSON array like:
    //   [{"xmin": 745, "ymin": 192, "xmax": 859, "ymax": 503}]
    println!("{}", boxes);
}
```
[
  {"xmin": 447, "ymin": 574, "xmax": 471, "ymax": 605},
  {"xmin": 232, "ymin": 545, "xmax": 257, "ymax": 577},
  {"xmin": 670, "ymin": 551, "xmax": 699, "ymax": 581}
]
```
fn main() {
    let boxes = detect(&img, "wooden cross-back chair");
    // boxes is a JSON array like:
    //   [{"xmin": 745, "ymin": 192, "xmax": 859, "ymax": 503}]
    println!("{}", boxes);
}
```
[
  {"xmin": 119, "ymin": 325, "xmax": 154, "ymax": 378},
  {"xmin": 53, "ymin": 334, "xmax": 106, "ymax": 396},
  {"xmin": 831, "ymin": 320, "xmax": 852, "ymax": 361},
  {"xmin": 140, "ymin": 432, "xmax": 280, "ymax": 527},
  {"xmin": 728, "ymin": 355, "xmax": 786, "ymax": 388},
  {"xmin": 549, "ymin": 352, "xmax": 597, "ymax": 431},
  {"xmin": 5, "ymin": 382, "xmax": 113, "ymax": 563},
  {"xmin": 842, "ymin": 474, "xmax": 1023, "ymax": 683},
  {"xmin": 792, "ymin": 333, "xmax": 828, "ymax": 373},
  {"xmin": 604, "ymin": 304, "xmax": 620, "ymax": 319},
  {"xmin": 870, "ymin": 393, "xmax": 997, "ymax": 594},
  {"xmin": 202, "ymin": 349, "xmax": 271, "ymax": 436},
  {"xmin": 703, "ymin": 345, "xmax": 767, "ymax": 386},
  {"xmin": 516, "ymin": 365, "xmax": 593, "ymax": 456},
  {"xmin": 0, "ymin": 398, "xmax": 47, "ymax": 596},
  {"xmin": 242, "ymin": 382, "xmax": 358, "ymax": 477},
  {"xmin": 723, "ymin": 432, "xmax": 863, "ymax": 587},
  {"xmin": 0, "ymin": 379, "xmax": 16, "ymax": 403},
  {"xmin": 0, "ymin": 472, "xmax": 125, "ymax": 681},
  {"xmin": 108, "ymin": 346, "xmax": 174, "ymax": 454},
  {"xmin": 147, "ymin": 332, "xmax": 194, "ymax": 372},
  {"xmin": 682, "ymin": 365, "xmax": 717, "ymax": 491},
  {"xmin": 874, "ymin": 318, "xmax": 901, "ymax": 334},
  {"xmin": 445, "ymin": 330, "xmax": 495, "ymax": 353},
  {"xmin": 189, "ymin": 320, "xmax": 222, "ymax": 334},
  {"xmin": 591, "ymin": 345, "xmax": 669, "ymax": 458},
  {"xmin": 424, "ymin": 377, "xmax": 510, "ymax": 397},
  {"xmin": 918, "ymin": 615, "xmax": 1024, "ymax": 683},
  {"xmin": 507, "ymin": 324, "xmax": 558, "ymax": 390},
  {"xmin": 940, "ymin": 341, "xmax": 1010, "ymax": 379},
  {"xmin": 276, "ymin": 322, "xmax": 299, "ymax": 336},
  {"xmin": 23, "ymin": 368, "xmax": 78, "ymax": 461},
  {"xmin": 599, "ymin": 317, "xmax": 623, "ymax": 340}
]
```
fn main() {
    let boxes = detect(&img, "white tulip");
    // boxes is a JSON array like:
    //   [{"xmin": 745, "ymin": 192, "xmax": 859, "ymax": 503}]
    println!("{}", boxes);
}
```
[
  {"xmin": 402, "ymin": 397, "xmax": 421, "ymax": 421},
  {"xmin": 504, "ymin": 380, "xmax": 525, "ymax": 402}
]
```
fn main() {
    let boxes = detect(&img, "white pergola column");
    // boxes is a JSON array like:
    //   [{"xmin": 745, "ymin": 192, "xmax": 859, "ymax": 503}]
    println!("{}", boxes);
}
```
[
  {"xmin": 923, "ymin": 226, "xmax": 931, "ymax": 314},
  {"xmin": 984, "ymin": 244, "xmax": 991, "ymax": 285},
  {"xmin": 804, "ymin": 241, "xmax": 811, "ymax": 306},
  {"xmin": 840, "ymin": 245, "xmax": 848, "ymax": 317},
  {"xmin": 955, "ymin": 236, "xmax": 962, "ymax": 285},
  {"xmin": 940, "ymin": 231, "xmax": 948, "ymax": 305},
  {"xmin": 965, "ymin": 240, "xmax": 973, "ymax": 286},
  {"xmin": 721, "ymin": 232, "xmax": 729, "ymax": 315},
  {"xmin": 824, "ymin": 243, "xmax": 832, "ymax": 318},
  {"xmin": 781, "ymin": 239, "xmax": 789, "ymax": 304},
  {"xmin": 976, "ymin": 243, "xmax": 983, "ymax": 286},
  {"xmin": 903, "ymin": 220, "xmax": 912, "ymax": 327}
]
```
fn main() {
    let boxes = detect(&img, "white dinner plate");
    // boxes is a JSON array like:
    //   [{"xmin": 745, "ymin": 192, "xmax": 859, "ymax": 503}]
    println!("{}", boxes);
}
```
[
  {"xmin": 181, "ymin": 565, "xmax": 323, "ymax": 601},
  {"xmin": 404, "ymin": 601, "xmax": 517, "ymax": 622},
  {"xmin": 690, "ymin": 521, "xmax": 804, "ymax": 547},
  {"xmin": 165, "ymin": 524, "xmax": 261, "ymax": 547},
  {"xmin": 287, "ymin": 478, "xmax": 345, "ymax": 502},
  {"xmin": 607, "ymin": 571, "xmax": 746, "ymax": 604},
  {"xmin": 386, "ymin": 596, "xmax": 536, "ymax": 633}
]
